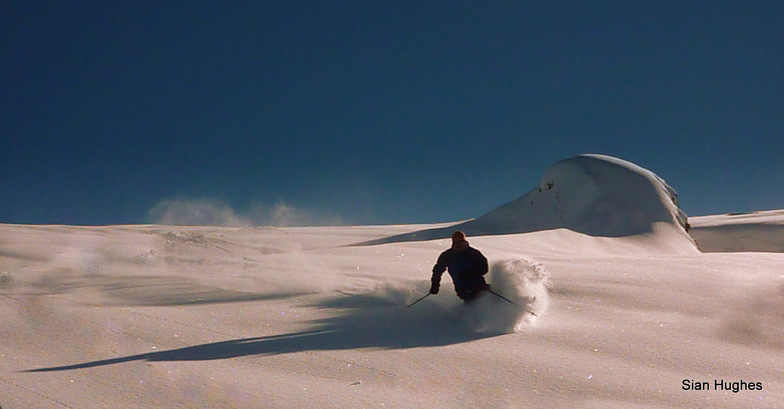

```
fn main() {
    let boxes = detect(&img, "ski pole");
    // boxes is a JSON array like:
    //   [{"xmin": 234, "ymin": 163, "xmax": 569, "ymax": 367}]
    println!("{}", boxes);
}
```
[
  {"xmin": 488, "ymin": 289, "xmax": 537, "ymax": 317},
  {"xmin": 406, "ymin": 293, "xmax": 431, "ymax": 308},
  {"xmin": 487, "ymin": 288, "xmax": 518, "ymax": 305}
]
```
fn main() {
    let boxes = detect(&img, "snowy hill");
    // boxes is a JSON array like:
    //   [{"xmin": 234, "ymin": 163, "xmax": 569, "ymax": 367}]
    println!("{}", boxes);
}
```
[
  {"xmin": 468, "ymin": 154, "xmax": 689, "ymax": 236},
  {"xmin": 365, "ymin": 154, "xmax": 697, "ymax": 253}
]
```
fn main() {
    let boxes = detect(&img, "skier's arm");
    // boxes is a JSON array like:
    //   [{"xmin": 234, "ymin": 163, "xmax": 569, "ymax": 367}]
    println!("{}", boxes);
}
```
[{"xmin": 430, "ymin": 253, "xmax": 448, "ymax": 294}]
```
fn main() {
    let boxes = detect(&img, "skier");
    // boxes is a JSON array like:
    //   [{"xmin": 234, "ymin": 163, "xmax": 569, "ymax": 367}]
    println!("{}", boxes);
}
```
[{"xmin": 430, "ymin": 231, "xmax": 490, "ymax": 303}]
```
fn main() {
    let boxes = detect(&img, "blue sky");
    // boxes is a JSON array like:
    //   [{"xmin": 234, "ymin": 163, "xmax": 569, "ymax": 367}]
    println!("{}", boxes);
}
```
[{"xmin": 2, "ymin": 1, "xmax": 782, "ymax": 226}]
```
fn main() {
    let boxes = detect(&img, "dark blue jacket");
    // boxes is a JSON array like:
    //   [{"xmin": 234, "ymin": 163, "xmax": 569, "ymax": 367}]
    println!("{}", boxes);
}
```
[{"xmin": 431, "ymin": 245, "xmax": 488, "ymax": 298}]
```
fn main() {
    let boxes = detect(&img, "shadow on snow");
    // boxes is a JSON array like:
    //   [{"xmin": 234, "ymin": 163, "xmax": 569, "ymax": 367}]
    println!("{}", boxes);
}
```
[{"xmin": 24, "ymin": 293, "xmax": 500, "ymax": 372}]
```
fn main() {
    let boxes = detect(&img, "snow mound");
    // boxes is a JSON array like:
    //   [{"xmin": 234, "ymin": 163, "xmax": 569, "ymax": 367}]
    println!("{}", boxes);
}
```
[
  {"xmin": 465, "ymin": 154, "xmax": 689, "ymax": 237},
  {"xmin": 463, "ymin": 258, "xmax": 550, "ymax": 333},
  {"xmin": 357, "ymin": 154, "xmax": 696, "ymax": 252}
]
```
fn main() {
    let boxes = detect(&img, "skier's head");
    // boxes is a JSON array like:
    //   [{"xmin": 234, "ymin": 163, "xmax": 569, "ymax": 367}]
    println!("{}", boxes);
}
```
[{"xmin": 451, "ymin": 231, "xmax": 468, "ymax": 249}]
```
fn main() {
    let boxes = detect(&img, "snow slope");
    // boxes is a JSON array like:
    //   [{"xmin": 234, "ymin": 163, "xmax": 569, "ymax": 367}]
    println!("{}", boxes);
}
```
[
  {"xmin": 1, "ymin": 155, "xmax": 783, "ymax": 408},
  {"xmin": 689, "ymin": 209, "xmax": 784, "ymax": 252}
]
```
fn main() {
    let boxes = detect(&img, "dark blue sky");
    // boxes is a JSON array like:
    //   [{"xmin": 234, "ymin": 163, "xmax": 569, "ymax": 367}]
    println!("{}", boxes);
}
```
[{"xmin": 2, "ymin": 1, "xmax": 783, "ymax": 225}]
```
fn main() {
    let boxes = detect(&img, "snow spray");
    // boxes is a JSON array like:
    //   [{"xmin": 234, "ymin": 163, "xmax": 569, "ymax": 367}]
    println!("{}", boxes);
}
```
[{"xmin": 463, "ymin": 258, "xmax": 550, "ymax": 333}]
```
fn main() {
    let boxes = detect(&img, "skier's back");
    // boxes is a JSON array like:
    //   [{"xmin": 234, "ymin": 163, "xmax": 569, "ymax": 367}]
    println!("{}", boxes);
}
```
[{"xmin": 430, "ymin": 231, "xmax": 489, "ymax": 303}]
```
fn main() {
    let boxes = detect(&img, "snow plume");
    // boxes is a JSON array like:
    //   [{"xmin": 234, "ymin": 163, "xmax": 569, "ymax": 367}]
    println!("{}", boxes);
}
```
[
  {"xmin": 367, "ymin": 279, "xmax": 431, "ymax": 306},
  {"xmin": 149, "ymin": 198, "xmax": 252, "ymax": 226},
  {"xmin": 148, "ymin": 198, "xmax": 343, "ymax": 227},
  {"xmin": 246, "ymin": 202, "xmax": 343, "ymax": 227},
  {"xmin": 463, "ymin": 258, "xmax": 550, "ymax": 333}
]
